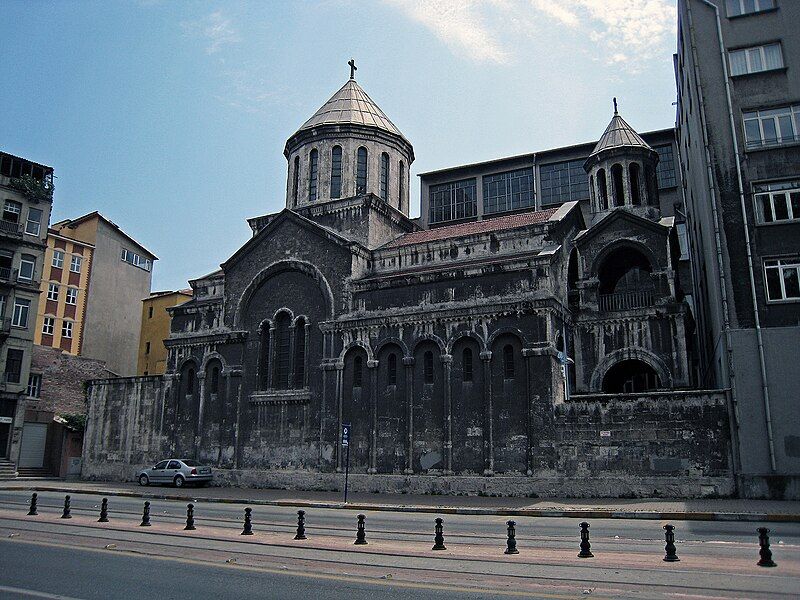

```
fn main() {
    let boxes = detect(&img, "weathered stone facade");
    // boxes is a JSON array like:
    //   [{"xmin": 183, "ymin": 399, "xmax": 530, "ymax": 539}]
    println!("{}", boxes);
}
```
[{"xmin": 83, "ymin": 77, "xmax": 734, "ymax": 496}]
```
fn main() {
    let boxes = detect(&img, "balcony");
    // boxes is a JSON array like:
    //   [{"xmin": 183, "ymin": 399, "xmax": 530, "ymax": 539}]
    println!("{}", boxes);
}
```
[
  {"xmin": 598, "ymin": 290, "xmax": 655, "ymax": 312},
  {"xmin": 0, "ymin": 220, "xmax": 21, "ymax": 238},
  {"xmin": 0, "ymin": 268, "xmax": 16, "ymax": 284}
]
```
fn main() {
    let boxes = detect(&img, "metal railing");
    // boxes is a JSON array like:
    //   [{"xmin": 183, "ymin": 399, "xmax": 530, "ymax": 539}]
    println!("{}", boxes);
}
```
[
  {"xmin": 745, "ymin": 134, "xmax": 800, "ymax": 150},
  {"xmin": 0, "ymin": 267, "xmax": 15, "ymax": 281},
  {"xmin": 0, "ymin": 220, "xmax": 21, "ymax": 236},
  {"xmin": 598, "ymin": 290, "xmax": 655, "ymax": 312}
]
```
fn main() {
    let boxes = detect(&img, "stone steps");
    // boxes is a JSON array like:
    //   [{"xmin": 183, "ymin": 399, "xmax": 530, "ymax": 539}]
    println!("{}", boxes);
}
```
[
  {"xmin": 16, "ymin": 467, "xmax": 52, "ymax": 478},
  {"xmin": 0, "ymin": 460, "xmax": 18, "ymax": 480}
]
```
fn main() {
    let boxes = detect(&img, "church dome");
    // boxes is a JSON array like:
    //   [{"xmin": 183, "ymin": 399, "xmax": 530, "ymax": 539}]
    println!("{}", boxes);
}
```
[{"xmin": 588, "ymin": 100, "xmax": 653, "ymax": 159}]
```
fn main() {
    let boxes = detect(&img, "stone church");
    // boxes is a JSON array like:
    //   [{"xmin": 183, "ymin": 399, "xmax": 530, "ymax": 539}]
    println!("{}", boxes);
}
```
[{"xmin": 84, "ymin": 72, "xmax": 733, "ymax": 497}]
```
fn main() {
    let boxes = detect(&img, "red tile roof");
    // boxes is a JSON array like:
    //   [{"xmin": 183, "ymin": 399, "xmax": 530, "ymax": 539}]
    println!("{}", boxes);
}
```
[{"xmin": 383, "ymin": 208, "xmax": 560, "ymax": 248}]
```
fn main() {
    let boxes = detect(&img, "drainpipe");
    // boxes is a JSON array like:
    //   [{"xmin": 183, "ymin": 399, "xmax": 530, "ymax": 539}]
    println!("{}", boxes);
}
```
[{"xmin": 692, "ymin": 0, "xmax": 776, "ymax": 472}]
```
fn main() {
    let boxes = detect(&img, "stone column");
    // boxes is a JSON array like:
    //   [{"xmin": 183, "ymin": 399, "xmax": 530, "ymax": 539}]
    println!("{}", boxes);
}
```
[
  {"xmin": 403, "ymin": 356, "xmax": 414, "ymax": 474},
  {"xmin": 368, "ymin": 359, "xmax": 379, "ymax": 474},
  {"xmin": 230, "ymin": 368, "xmax": 243, "ymax": 470},
  {"xmin": 303, "ymin": 322, "xmax": 311, "ymax": 388},
  {"xmin": 441, "ymin": 354, "xmax": 453, "ymax": 474},
  {"xmin": 522, "ymin": 349, "xmax": 535, "ymax": 476},
  {"xmin": 220, "ymin": 371, "xmax": 231, "ymax": 466},
  {"xmin": 195, "ymin": 371, "xmax": 206, "ymax": 460},
  {"xmin": 335, "ymin": 361, "xmax": 344, "ymax": 473},
  {"xmin": 480, "ymin": 350, "xmax": 494, "ymax": 475}
]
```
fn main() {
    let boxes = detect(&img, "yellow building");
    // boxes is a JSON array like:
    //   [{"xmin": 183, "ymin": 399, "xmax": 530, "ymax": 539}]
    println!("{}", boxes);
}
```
[
  {"xmin": 34, "ymin": 230, "xmax": 93, "ymax": 355},
  {"xmin": 138, "ymin": 290, "xmax": 192, "ymax": 375}
]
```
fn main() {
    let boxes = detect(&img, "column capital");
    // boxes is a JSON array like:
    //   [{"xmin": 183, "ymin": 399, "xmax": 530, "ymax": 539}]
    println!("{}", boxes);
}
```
[
  {"xmin": 440, "ymin": 354, "xmax": 453, "ymax": 365},
  {"xmin": 402, "ymin": 356, "xmax": 415, "ymax": 367},
  {"xmin": 367, "ymin": 359, "xmax": 379, "ymax": 369},
  {"xmin": 196, "ymin": 372, "xmax": 206, "ymax": 381},
  {"xmin": 479, "ymin": 350, "xmax": 492, "ymax": 362}
]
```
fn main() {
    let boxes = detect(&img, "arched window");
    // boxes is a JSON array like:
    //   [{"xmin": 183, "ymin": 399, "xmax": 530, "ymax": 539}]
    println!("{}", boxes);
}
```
[
  {"xmin": 597, "ymin": 169, "xmax": 608, "ymax": 210},
  {"xmin": 387, "ymin": 353, "xmax": 397, "ymax": 385},
  {"xmin": 398, "ymin": 160, "xmax": 405, "ymax": 208},
  {"xmin": 356, "ymin": 147, "xmax": 368, "ymax": 194},
  {"xmin": 380, "ymin": 153, "xmax": 389, "ymax": 201},
  {"xmin": 308, "ymin": 149, "xmax": 318, "ymax": 202},
  {"xmin": 273, "ymin": 312, "xmax": 291, "ymax": 389},
  {"xmin": 330, "ymin": 146, "xmax": 342, "ymax": 198},
  {"xmin": 630, "ymin": 163, "xmax": 642, "ymax": 205},
  {"xmin": 186, "ymin": 368, "xmax": 195, "ymax": 395},
  {"xmin": 293, "ymin": 317, "xmax": 306, "ymax": 388},
  {"xmin": 210, "ymin": 366, "xmax": 219, "ymax": 394},
  {"xmin": 602, "ymin": 360, "xmax": 660, "ymax": 393},
  {"xmin": 503, "ymin": 345, "xmax": 515, "ymax": 378},
  {"xmin": 462, "ymin": 347, "xmax": 473, "ymax": 382},
  {"xmin": 353, "ymin": 355, "xmax": 363, "ymax": 388},
  {"xmin": 589, "ymin": 174, "xmax": 595, "ymax": 208},
  {"xmin": 611, "ymin": 163, "xmax": 625, "ymax": 207},
  {"xmin": 258, "ymin": 325, "xmax": 270, "ymax": 389},
  {"xmin": 423, "ymin": 351, "xmax": 434, "ymax": 384},
  {"xmin": 292, "ymin": 156, "xmax": 300, "ymax": 206}
]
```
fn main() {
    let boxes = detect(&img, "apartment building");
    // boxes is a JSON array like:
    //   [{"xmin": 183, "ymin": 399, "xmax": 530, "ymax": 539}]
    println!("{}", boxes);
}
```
[
  {"xmin": 676, "ymin": 0, "xmax": 800, "ymax": 497},
  {"xmin": 137, "ymin": 289, "xmax": 192, "ymax": 376}
]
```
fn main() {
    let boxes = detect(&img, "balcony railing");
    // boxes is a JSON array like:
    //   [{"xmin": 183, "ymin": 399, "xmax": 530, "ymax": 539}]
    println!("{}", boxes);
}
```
[
  {"xmin": 0, "ymin": 267, "xmax": 16, "ymax": 282},
  {"xmin": 745, "ymin": 134, "xmax": 800, "ymax": 151},
  {"xmin": 598, "ymin": 290, "xmax": 655, "ymax": 312},
  {"xmin": 0, "ymin": 220, "xmax": 21, "ymax": 236}
]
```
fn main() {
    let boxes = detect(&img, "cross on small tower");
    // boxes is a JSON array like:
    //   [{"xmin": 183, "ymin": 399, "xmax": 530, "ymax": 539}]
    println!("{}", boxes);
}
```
[
  {"xmin": 348, "ymin": 59, "xmax": 357, "ymax": 80},
  {"xmin": 613, "ymin": 97, "xmax": 618, "ymax": 115}
]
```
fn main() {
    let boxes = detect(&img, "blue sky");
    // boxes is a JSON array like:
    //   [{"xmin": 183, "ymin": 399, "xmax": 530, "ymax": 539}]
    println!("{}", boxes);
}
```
[{"xmin": 1, "ymin": 0, "xmax": 678, "ymax": 291}]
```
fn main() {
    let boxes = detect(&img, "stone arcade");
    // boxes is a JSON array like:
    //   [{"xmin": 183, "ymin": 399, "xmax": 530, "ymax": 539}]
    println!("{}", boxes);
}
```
[{"xmin": 84, "ymin": 74, "xmax": 733, "ymax": 497}]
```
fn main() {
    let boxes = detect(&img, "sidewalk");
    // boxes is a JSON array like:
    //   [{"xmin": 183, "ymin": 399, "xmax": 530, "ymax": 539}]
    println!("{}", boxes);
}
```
[{"xmin": 3, "ymin": 479, "xmax": 799, "ymax": 522}]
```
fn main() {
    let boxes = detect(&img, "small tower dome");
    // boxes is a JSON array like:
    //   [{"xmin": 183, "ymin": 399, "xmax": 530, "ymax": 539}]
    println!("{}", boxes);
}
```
[
  {"xmin": 584, "ymin": 99, "xmax": 660, "ymax": 221},
  {"xmin": 283, "ymin": 61, "xmax": 414, "ymax": 215}
]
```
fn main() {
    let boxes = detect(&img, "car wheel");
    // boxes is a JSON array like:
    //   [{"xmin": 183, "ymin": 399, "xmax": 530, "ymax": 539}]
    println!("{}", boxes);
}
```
[
  {"xmin": 138, "ymin": 474, "xmax": 149, "ymax": 486},
  {"xmin": 174, "ymin": 475, "xmax": 185, "ymax": 488}
]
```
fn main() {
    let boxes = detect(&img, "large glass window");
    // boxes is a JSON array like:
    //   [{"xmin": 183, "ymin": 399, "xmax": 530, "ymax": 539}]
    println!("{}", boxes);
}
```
[
  {"xmin": 743, "ymin": 105, "xmax": 800, "ymax": 149},
  {"xmin": 483, "ymin": 167, "xmax": 534, "ymax": 214},
  {"xmin": 356, "ymin": 147, "xmax": 368, "ymax": 194},
  {"xmin": 729, "ymin": 43, "xmax": 783, "ymax": 76},
  {"xmin": 330, "ymin": 146, "xmax": 342, "ymax": 198},
  {"xmin": 308, "ymin": 149, "xmax": 318, "ymax": 202},
  {"xmin": 726, "ymin": 0, "xmax": 775, "ymax": 17},
  {"xmin": 764, "ymin": 257, "xmax": 800, "ymax": 301},
  {"xmin": 428, "ymin": 178, "xmax": 477, "ymax": 224},
  {"xmin": 755, "ymin": 180, "xmax": 800, "ymax": 224},
  {"xmin": 655, "ymin": 144, "xmax": 677, "ymax": 189},
  {"xmin": 539, "ymin": 159, "xmax": 590, "ymax": 206}
]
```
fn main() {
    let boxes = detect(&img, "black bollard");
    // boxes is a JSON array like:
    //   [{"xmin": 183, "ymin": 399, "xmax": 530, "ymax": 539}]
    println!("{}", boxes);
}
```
[
  {"xmin": 27, "ymin": 493, "xmax": 38, "ymax": 516},
  {"xmin": 241, "ymin": 507, "xmax": 253, "ymax": 535},
  {"xmin": 578, "ymin": 522, "xmax": 593, "ymax": 558},
  {"xmin": 184, "ymin": 503, "xmax": 195, "ymax": 531},
  {"xmin": 432, "ymin": 517, "xmax": 446, "ymax": 551},
  {"xmin": 757, "ymin": 527, "xmax": 777, "ymax": 567},
  {"xmin": 663, "ymin": 524, "xmax": 679, "ymax": 562},
  {"xmin": 354, "ymin": 514, "xmax": 367, "ymax": 545},
  {"xmin": 61, "ymin": 495, "xmax": 72, "ymax": 519},
  {"xmin": 140, "ymin": 501, "xmax": 151, "ymax": 526},
  {"xmin": 294, "ymin": 510, "xmax": 306, "ymax": 540},
  {"xmin": 98, "ymin": 498, "xmax": 109, "ymax": 523},
  {"xmin": 505, "ymin": 520, "xmax": 519, "ymax": 555}
]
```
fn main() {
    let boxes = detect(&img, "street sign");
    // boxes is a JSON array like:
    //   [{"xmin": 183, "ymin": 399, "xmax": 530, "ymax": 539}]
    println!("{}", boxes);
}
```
[
  {"xmin": 342, "ymin": 423, "xmax": 351, "ymax": 447},
  {"xmin": 0, "ymin": 416, "xmax": 12, "ymax": 424},
  {"xmin": 342, "ymin": 423, "xmax": 352, "ymax": 503}
]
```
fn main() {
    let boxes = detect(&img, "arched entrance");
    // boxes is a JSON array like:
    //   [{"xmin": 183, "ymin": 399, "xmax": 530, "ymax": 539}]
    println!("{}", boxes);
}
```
[{"xmin": 602, "ymin": 360, "xmax": 660, "ymax": 393}]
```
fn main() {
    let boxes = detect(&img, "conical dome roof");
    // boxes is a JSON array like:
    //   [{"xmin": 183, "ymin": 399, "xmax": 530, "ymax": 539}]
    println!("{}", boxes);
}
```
[
  {"xmin": 294, "ymin": 79, "xmax": 405, "ymax": 139},
  {"xmin": 589, "ymin": 103, "xmax": 652, "ymax": 157}
]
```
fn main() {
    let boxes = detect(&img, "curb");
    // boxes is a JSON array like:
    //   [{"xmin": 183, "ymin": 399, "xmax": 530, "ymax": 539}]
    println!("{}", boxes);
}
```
[{"xmin": 3, "ymin": 485, "xmax": 799, "ymax": 522}]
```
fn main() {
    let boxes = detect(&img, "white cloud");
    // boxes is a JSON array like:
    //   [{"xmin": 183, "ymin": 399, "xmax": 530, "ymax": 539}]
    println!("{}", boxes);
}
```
[{"xmin": 181, "ymin": 10, "xmax": 240, "ymax": 55}]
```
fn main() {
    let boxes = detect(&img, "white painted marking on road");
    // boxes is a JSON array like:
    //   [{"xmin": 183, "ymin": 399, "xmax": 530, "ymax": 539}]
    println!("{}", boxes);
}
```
[{"xmin": 0, "ymin": 584, "xmax": 87, "ymax": 599}]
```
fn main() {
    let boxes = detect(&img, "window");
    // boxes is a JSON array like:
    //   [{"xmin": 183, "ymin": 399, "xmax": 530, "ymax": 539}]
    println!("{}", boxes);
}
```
[
  {"xmin": 462, "ymin": 347, "xmax": 473, "ymax": 382},
  {"xmin": 308, "ymin": 149, "xmax": 318, "ymax": 202},
  {"xmin": 25, "ymin": 208, "xmax": 42, "ymax": 236},
  {"xmin": 2, "ymin": 200, "xmax": 21, "ymax": 224},
  {"xmin": 380, "ymin": 153, "xmax": 390, "ymax": 201},
  {"xmin": 292, "ymin": 156, "xmax": 300, "ymax": 205},
  {"xmin": 726, "ymin": 0, "xmax": 775, "ymax": 17},
  {"xmin": 330, "ymin": 146, "xmax": 342, "ymax": 198},
  {"xmin": 503, "ymin": 344, "xmax": 515, "ymax": 378},
  {"xmin": 27, "ymin": 373, "xmax": 41, "ymax": 398},
  {"xmin": 597, "ymin": 169, "xmax": 608, "ymax": 210},
  {"xmin": 5, "ymin": 349, "xmax": 23, "ymax": 384},
  {"xmin": 41, "ymin": 316, "xmax": 54, "ymax": 336},
  {"xmin": 356, "ymin": 147, "xmax": 368, "ymax": 194},
  {"xmin": 62, "ymin": 321, "xmax": 73, "ymax": 339},
  {"xmin": 676, "ymin": 223, "xmax": 690, "ymax": 260},
  {"xmin": 70, "ymin": 255, "xmax": 82, "ymax": 273},
  {"xmin": 755, "ymin": 180, "xmax": 800, "ymax": 224},
  {"xmin": 148, "ymin": 306, "xmax": 154, "ymax": 318},
  {"xmin": 18, "ymin": 255, "xmax": 35, "ymax": 281},
  {"xmin": 764, "ymin": 257, "xmax": 800, "ymax": 301},
  {"xmin": 655, "ymin": 145, "xmax": 677, "ymax": 189},
  {"xmin": 168, "ymin": 460, "xmax": 181, "ymax": 470},
  {"xmin": 273, "ymin": 312, "xmax": 291, "ymax": 389},
  {"xmin": 744, "ymin": 105, "xmax": 800, "ymax": 149},
  {"xmin": 353, "ymin": 355, "xmax": 363, "ymax": 388},
  {"xmin": 145, "ymin": 341, "xmax": 151, "ymax": 355},
  {"xmin": 186, "ymin": 369, "xmax": 195, "ymax": 395},
  {"xmin": 47, "ymin": 283, "xmax": 59, "ymax": 301},
  {"xmin": 154, "ymin": 461, "xmax": 168, "ymax": 470},
  {"xmin": 423, "ymin": 351, "xmax": 434, "ymax": 384},
  {"xmin": 429, "ymin": 178, "xmax": 477, "ymax": 224},
  {"xmin": 729, "ymin": 43, "xmax": 783, "ymax": 76},
  {"xmin": 483, "ymin": 167, "xmax": 534, "ymax": 215},
  {"xmin": 539, "ymin": 159, "xmax": 590, "ymax": 206},
  {"xmin": 52, "ymin": 250, "xmax": 64, "ymax": 269},
  {"xmin": 293, "ymin": 317, "xmax": 306, "ymax": 387},
  {"xmin": 121, "ymin": 249, "xmax": 151, "ymax": 271},
  {"xmin": 387, "ymin": 353, "xmax": 397, "ymax": 385},
  {"xmin": 398, "ymin": 161, "xmax": 405, "ymax": 208},
  {"xmin": 65, "ymin": 287, "xmax": 78, "ymax": 305},
  {"xmin": 611, "ymin": 164, "xmax": 625, "ymax": 207},
  {"xmin": 210, "ymin": 366, "xmax": 220, "ymax": 394}
]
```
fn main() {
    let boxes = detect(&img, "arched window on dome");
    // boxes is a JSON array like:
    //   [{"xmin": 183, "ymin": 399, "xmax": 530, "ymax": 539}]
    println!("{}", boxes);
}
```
[
  {"xmin": 356, "ymin": 147, "xmax": 368, "ymax": 194},
  {"xmin": 597, "ymin": 168, "xmax": 608, "ymax": 210},
  {"xmin": 308, "ymin": 149, "xmax": 319, "ymax": 202},
  {"xmin": 398, "ymin": 160, "xmax": 405, "ymax": 209},
  {"xmin": 292, "ymin": 156, "xmax": 300, "ymax": 206},
  {"xmin": 330, "ymin": 146, "xmax": 342, "ymax": 198},
  {"xmin": 380, "ymin": 153, "xmax": 390, "ymax": 201},
  {"xmin": 630, "ymin": 162, "xmax": 642, "ymax": 206}
]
